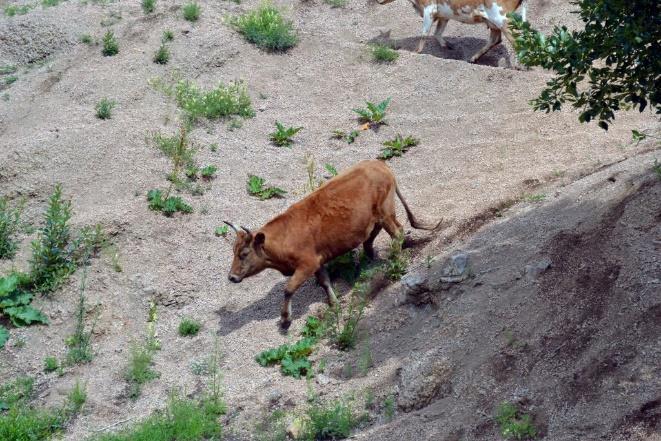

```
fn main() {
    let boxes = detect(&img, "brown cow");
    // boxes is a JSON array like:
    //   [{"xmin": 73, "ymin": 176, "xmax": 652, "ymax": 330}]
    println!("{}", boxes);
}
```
[
  {"xmin": 375, "ymin": 0, "xmax": 527, "ymax": 62},
  {"xmin": 224, "ymin": 160, "xmax": 440, "ymax": 329}
]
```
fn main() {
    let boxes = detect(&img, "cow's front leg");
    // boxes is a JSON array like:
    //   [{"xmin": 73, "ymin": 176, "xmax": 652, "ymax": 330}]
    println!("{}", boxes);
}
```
[
  {"xmin": 315, "ymin": 266, "xmax": 338, "ymax": 306},
  {"xmin": 281, "ymin": 265, "xmax": 317, "ymax": 330},
  {"xmin": 417, "ymin": 10, "xmax": 437, "ymax": 53}
]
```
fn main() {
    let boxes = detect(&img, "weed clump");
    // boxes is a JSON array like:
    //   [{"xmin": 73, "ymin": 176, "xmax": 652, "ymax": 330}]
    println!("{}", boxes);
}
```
[
  {"xmin": 231, "ymin": 3, "xmax": 298, "ymax": 52},
  {"xmin": 80, "ymin": 34, "xmax": 93, "ymax": 44},
  {"xmin": 162, "ymin": 30, "xmax": 175, "ymax": 42},
  {"xmin": 125, "ymin": 345, "xmax": 159, "ymax": 400},
  {"xmin": 173, "ymin": 79, "xmax": 254, "ymax": 122},
  {"xmin": 183, "ymin": 2, "xmax": 201, "ymax": 21},
  {"xmin": 383, "ymin": 234, "xmax": 409, "ymax": 281},
  {"xmin": 371, "ymin": 43, "xmax": 399, "ymax": 63},
  {"xmin": 178, "ymin": 318, "xmax": 201, "ymax": 337},
  {"xmin": 95, "ymin": 98, "xmax": 116, "ymax": 119},
  {"xmin": 353, "ymin": 97, "xmax": 391, "ymax": 126},
  {"xmin": 495, "ymin": 402, "xmax": 538, "ymax": 440},
  {"xmin": 147, "ymin": 190, "xmax": 193, "ymax": 215},
  {"xmin": 102, "ymin": 31, "xmax": 119, "ymax": 56},
  {"xmin": 302, "ymin": 397, "xmax": 363, "ymax": 440},
  {"xmin": 379, "ymin": 134, "xmax": 418, "ymax": 160},
  {"xmin": 270, "ymin": 121, "xmax": 303, "ymax": 147},
  {"xmin": 153, "ymin": 44, "xmax": 170, "ymax": 64},
  {"xmin": 0, "ymin": 197, "xmax": 23, "ymax": 260},
  {"xmin": 142, "ymin": 0, "xmax": 156, "ymax": 14},
  {"xmin": 4, "ymin": 5, "xmax": 32, "ymax": 16},
  {"xmin": 247, "ymin": 175, "xmax": 287, "ymax": 200},
  {"xmin": 43, "ymin": 357, "xmax": 59, "ymax": 373}
]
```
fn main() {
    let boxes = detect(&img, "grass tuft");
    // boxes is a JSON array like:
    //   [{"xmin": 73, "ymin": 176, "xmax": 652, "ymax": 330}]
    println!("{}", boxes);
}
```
[
  {"xmin": 153, "ymin": 44, "xmax": 170, "ymax": 64},
  {"xmin": 183, "ymin": 2, "xmax": 201, "ymax": 21},
  {"xmin": 95, "ymin": 98, "xmax": 116, "ymax": 119},
  {"xmin": 142, "ymin": 0, "xmax": 156, "ymax": 14},
  {"xmin": 371, "ymin": 43, "xmax": 399, "ymax": 63},
  {"xmin": 162, "ymin": 30, "xmax": 175, "ymax": 42},
  {"xmin": 178, "ymin": 318, "xmax": 201, "ymax": 337},
  {"xmin": 495, "ymin": 402, "xmax": 538, "ymax": 440},
  {"xmin": 379, "ymin": 134, "xmax": 418, "ymax": 160},
  {"xmin": 0, "ymin": 197, "xmax": 23, "ymax": 260},
  {"xmin": 231, "ymin": 3, "xmax": 297, "ymax": 52},
  {"xmin": 125, "ymin": 345, "xmax": 160, "ymax": 400},
  {"xmin": 102, "ymin": 31, "xmax": 119, "ymax": 56},
  {"xmin": 302, "ymin": 398, "xmax": 363, "ymax": 440}
]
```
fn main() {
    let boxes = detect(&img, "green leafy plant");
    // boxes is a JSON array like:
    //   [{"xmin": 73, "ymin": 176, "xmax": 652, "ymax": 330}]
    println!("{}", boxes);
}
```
[
  {"xmin": 509, "ymin": 2, "xmax": 660, "ymax": 130},
  {"xmin": 95, "ymin": 98, "xmax": 116, "ymax": 119},
  {"xmin": 379, "ymin": 135, "xmax": 418, "ymax": 160},
  {"xmin": 182, "ymin": 2, "xmax": 201, "ymax": 21},
  {"xmin": 0, "ymin": 197, "xmax": 23, "ymax": 259},
  {"xmin": 162, "ymin": 30, "xmax": 174, "ymax": 42},
  {"xmin": 256, "ymin": 337, "xmax": 316, "ymax": 378},
  {"xmin": 4, "ymin": 4, "xmax": 32, "ymax": 16},
  {"xmin": 153, "ymin": 44, "xmax": 170, "ymax": 64},
  {"xmin": 383, "ymin": 234, "xmax": 409, "ymax": 281},
  {"xmin": 4, "ymin": 76, "xmax": 17, "ymax": 86},
  {"xmin": 332, "ymin": 129, "xmax": 360, "ymax": 144},
  {"xmin": 231, "ymin": 3, "xmax": 298, "ymax": 52},
  {"xmin": 147, "ymin": 190, "xmax": 193, "ymax": 215},
  {"xmin": 142, "ymin": 0, "xmax": 156, "ymax": 13},
  {"xmin": 302, "ymin": 398, "xmax": 363, "ymax": 440},
  {"xmin": 353, "ymin": 97, "xmax": 391, "ymax": 126},
  {"xmin": 200, "ymin": 165, "xmax": 217, "ymax": 179},
  {"xmin": 66, "ymin": 380, "xmax": 87, "ymax": 414},
  {"xmin": 495, "ymin": 402, "xmax": 538, "ymax": 440},
  {"xmin": 247, "ymin": 175, "xmax": 287, "ymax": 200},
  {"xmin": 0, "ymin": 65, "xmax": 17, "ymax": 75},
  {"xmin": 270, "ymin": 121, "xmax": 303, "ymax": 147},
  {"xmin": 324, "ymin": 163, "xmax": 338, "ymax": 177},
  {"xmin": 523, "ymin": 193, "xmax": 546, "ymax": 202},
  {"xmin": 41, "ymin": 0, "xmax": 60, "ymax": 8},
  {"xmin": 370, "ymin": 43, "xmax": 399, "ymax": 63},
  {"xmin": 44, "ymin": 356, "xmax": 59, "ymax": 373},
  {"xmin": 80, "ymin": 34, "xmax": 93, "ymax": 44},
  {"xmin": 214, "ymin": 225, "xmax": 229, "ymax": 237},
  {"xmin": 178, "ymin": 318, "xmax": 201, "ymax": 337},
  {"xmin": 101, "ymin": 30, "xmax": 119, "ymax": 56},
  {"xmin": 171, "ymin": 79, "xmax": 255, "ymax": 122},
  {"xmin": 125, "ymin": 344, "xmax": 159, "ymax": 400}
]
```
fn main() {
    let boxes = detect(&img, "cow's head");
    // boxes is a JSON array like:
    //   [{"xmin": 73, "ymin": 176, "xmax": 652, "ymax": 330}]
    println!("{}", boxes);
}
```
[{"xmin": 224, "ymin": 222, "xmax": 267, "ymax": 283}]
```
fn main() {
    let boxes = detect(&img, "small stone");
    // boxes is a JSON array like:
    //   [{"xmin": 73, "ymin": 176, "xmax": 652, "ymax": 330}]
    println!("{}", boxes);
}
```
[
  {"xmin": 316, "ymin": 373, "xmax": 331, "ymax": 386},
  {"xmin": 267, "ymin": 389, "xmax": 283, "ymax": 403},
  {"xmin": 142, "ymin": 287, "xmax": 156, "ymax": 295},
  {"xmin": 437, "ymin": 253, "xmax": 471, "ymax": 283},
  {"xmin": 524, "ymin": 258, "xmax": 552, "ymax": 281}
]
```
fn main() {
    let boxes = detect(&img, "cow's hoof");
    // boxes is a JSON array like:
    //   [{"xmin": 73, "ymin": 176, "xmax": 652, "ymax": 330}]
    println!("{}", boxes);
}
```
[{"xmin": 279, "ymin": 319, "xmax": 292, "ymax": 331}]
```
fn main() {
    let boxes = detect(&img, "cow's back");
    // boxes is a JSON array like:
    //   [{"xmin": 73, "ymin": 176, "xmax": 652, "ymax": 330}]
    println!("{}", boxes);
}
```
[{"xmin": 263, "ymin": 160, "xmax": 396, "ymax": 264}]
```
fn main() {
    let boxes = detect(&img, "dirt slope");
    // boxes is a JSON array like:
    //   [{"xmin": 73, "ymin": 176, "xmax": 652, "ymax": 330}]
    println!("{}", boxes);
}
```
[{"xmin": 0, "ymin": 0, "xmax": 659, "ymax": 439}]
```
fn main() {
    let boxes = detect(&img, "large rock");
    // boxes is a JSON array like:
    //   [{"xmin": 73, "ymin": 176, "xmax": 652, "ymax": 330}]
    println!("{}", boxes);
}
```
[
  {"xmin": 401, "ymin": 252, "xmax": 472, "ymax": 304},
  {"xmin": 397, "ymin": 350, "xmax": 453, "ymax": 412}
]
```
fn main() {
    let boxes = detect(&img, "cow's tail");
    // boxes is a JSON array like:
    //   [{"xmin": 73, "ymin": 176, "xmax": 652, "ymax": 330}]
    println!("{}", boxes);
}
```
[{"xmin": 395, "ymin": 186, "xmax": 443, "ymax": 231}]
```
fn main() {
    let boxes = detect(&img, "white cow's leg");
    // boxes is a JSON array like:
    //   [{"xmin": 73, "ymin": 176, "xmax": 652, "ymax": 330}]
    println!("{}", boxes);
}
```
[{"xmin": 470, "ymin": 27, "xmax": 502, "ymax": 62}]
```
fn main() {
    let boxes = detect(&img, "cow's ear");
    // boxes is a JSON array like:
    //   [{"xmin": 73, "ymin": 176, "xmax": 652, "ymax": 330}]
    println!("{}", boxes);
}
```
[{"xmin": 253, "ymin": 232, "xmax": 265, "ymax": 254}]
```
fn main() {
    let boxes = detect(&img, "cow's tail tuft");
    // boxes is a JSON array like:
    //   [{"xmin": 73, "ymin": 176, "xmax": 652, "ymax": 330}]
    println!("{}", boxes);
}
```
[{"xmin": 395, "ymin": 186, "xmax": 443, "ymax": 231}]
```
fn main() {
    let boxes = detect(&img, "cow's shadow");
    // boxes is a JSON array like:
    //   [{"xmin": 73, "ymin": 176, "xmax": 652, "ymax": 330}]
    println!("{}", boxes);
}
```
[
  {"xmin": 369, "ymin": 31, "xmax": 512, "ymax": 68},
  {"xmin": 216, "ymin": 278, "xmax": 327, "ymax": 336}
]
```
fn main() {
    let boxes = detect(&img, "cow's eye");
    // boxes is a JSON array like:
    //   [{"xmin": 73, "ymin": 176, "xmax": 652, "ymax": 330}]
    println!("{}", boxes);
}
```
[{"xmin": 239, "ymin": 250, "xmax": 248, "ymax": 260}]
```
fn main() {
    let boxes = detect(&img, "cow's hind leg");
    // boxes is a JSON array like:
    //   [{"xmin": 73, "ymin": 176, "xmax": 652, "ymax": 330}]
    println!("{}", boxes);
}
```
[
  {"xmin": 315, "ymin": 266, "xmax": 338, "ymax": 306},
  {"xmin": 281, "ymin": 265, "xmax": 317, "ymax": 330},
  {"xmin": 434, "ymin": 18, "xmax": 451, "ymax": 49},
  {"xmin": 363, "ymin": 225, "xmax": 383, "ymax": 260},
  {"xmin": 470, "ymin": 27, "xmax": 501, "ymax": 63}
]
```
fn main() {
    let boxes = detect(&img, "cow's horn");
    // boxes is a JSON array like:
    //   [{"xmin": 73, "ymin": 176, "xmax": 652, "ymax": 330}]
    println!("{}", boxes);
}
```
[
  {"xmin": 241, "ymin": 226, "xmax": 252, "ymax": 235},
  {"xmin": 223, "ymin": 221, "xmax": 239, "ymax": 233}
]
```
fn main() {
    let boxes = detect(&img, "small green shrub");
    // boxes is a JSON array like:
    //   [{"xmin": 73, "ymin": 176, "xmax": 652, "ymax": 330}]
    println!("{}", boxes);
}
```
[
  {"xmin": 162, "ymin": 30, "xmax": 174, "ymax": 42},
  {"xmin": 256, "ymin": 337, "xmax": 316, "ymax": 378},
  {"xmin": 173, "ymin": 79, "xmax": 255, "ymax": 122},
  {"xmin": 0, "ymin": 197, "xmax": 23, "ymax": 259},
  {"xmin": 142, "ymin": 0, "xmax": 156, "ymax": 14},
  {"xmin": 178, "ymin": 318, "xmax": 201, "ymax": 337},
  {"xmin": 231, "ymin": 3, "xmax": 298, "ymax": 52},
  {"xmin": 66, "ymin": 381, "xmax": 87, "ymax": 414},
  {"xmin": 371, "ymin": 43, "xmax": 399, "ymax": 63},
  {"xmin": 383, "ymin": 394, "xmax": 395, "ymax": 421},
  {"xmin": 44, "ymin": 357, "xmax": 59, "ymax": 373},
  {"xmin": 379, "ymin": 134, "xmax": 418, "ymax": 160},
  {"xmin": 102, "ymin": 31, "xmax": 119, "ymax": 56},
  {"xmin": 247, "ymin": 175, "xmax": 286, "ymax": 200},
  {"xmin": 94, "ymin": 394, "xmax": 224, "ymax": 441},
  {"xmin": 383, "ymin": 234, "xmax": 409, "ymax": 281},
  {"xmin": 95, "ymin": 98, "xmax": 116, "ymax": 119},
  {"xmin": 495, "ymin": 402, "xmax": 537, "ymax": 440},
  {"xmin": 325, "ymin": 0, "xmax": 347, "ymax": 7},
  {"xmin": 80, "ymin": 34, "xmax": 93, "ymax": 44},
  {"xmin": 4, "ymin": 5, "xmax": 32, "ymax": 16},
  {"xmin": 147, "ymin": 189, "xmax": 193, "ymax": 216},
  {"xmin": 153, "ymin": 44, "xmax": 170, "ymax": 64},
  {"xmin": 302, "ymin": 398, "xmax": 362, "ymax": 440},
  {"xmin": 41, "ymin": 0, "xmax": 60, "ymax": 8},
  {"xmin": 4, "ymin": 76, "xmax": 17, "ymax": 86},
  {"xmin": 182, "ymin": 2, "xmax": 201, "ymax": 21},
  {"xmin": 125, "ymin": 344, "xmax": 159, "ymax": 400},
  {"xmin": 353, "ymin": 97, "xmax": 390, "ymax": 125},
  {"xmin": 270, "ymin": 121, "xmax": 303, "ymax": 147},
  {"xmin": 523, "ymin": 193, "xmax": 546, "ymax": 202},
  {"xmin": 200, "ymin": 165, "xmax": 217, "ymax": 179},
  {"xmin": 214, "ymin": 225, "xmax": 229, "ymax": 237}
]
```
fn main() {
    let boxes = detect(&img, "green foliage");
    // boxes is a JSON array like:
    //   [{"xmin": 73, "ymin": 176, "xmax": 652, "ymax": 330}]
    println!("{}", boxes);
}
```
[
  {"xmin": 94, "ymin": 394, "xmax": 224, "ymax": 441},
  {"xmin": 162, "ymin": 30, "xmax": 175, "ymax": 42},
  {"xmin": 4, "ymin": 4, "xmax": 32, "ymax": 16},
  {"xmin": 384, "ymin": 234, "xmax": 409, "ymax": 281},
  {"xmin": 80, "ymin": 34, "xmax": 93, "ymax": 44},
  {"xmin": 29, "ymin": 185, "xmax": 74, "ymax": 292},
  {"xmin": 214, "ymin": 225, "xmax": 229, "ymax": 237},
  {"xmin": 178, "ymin": 318, "xmax": 201, "ymax": 337},
  {"xmin": 41, "ymin": 0, "xmax": 60, "ymax": 8},
  {"xmin": 182, "ymin": 2, "xmax": 201, "ymax": 21},
  {"xmin": 44, "ymin": 356, "xmax": 59, "ymax": 373},
  {"xmin": 172, "ymin": 79, "xmax": 255, "ymax": 122},
  {"xmin": 5, "ymin": 76, "xmax": 17, "ymax": 86},
  {"xmin": 125, "ymin": 344, "xmax": 160, "ymax": 400},
  {"xmin": 142, "ymin": 0, "xmax": 156, "ymax": 14},
  {"xmin": 0, "ymin": 327, "xmax": 8, "ymax": 349},
  {"xmin": 95, "ymin": 98, "xmax": 116, "ymax": 119},
  {"xmin": 147, "ymin": 190, "xmax": 193, "ymax": 216},
  {"xmin": 254, "ymin": 409, "xmax": 287, "ymax": 441},
  {"xmin": 0, "ymin": 197, "xmax": 23, "ymax": 259},
  {"xmin": 66, "ymin": 381, "xmax": 87, "ymax": 414},
  {"xmin": 353, "ymin": 97, "xmax": 391, "ymax": 125},
  {"xmin": 324, "ymin": 0, "xmax": 347, "ymax": 7},
  {"xmin": 101, "ymin": 31, "xmax": 119, "ymax": 56},
  {"xmin": 300, "ymin": 316, "xmax": 325, "ymax": 340},
  {"xmin": 324, "ymin": 163, "xmax": 338, "ymax": 177},
  {"xmin": 0, "ymin": 65, "xmax": 17, "ymax": 75},
  {"xmin": 231, "ymin": 3, "xmax": 298, "ymax": 52},
  {"xmin": 65, "ymin": 273, "xmax": 94, "ymax": 365},
  {"xmin": 200, "ymin": 165, "xmax": 217, "ymax": 179},
  {"xmin": 302, "ymin": 398, "xmax": 362, "ymax": 440},
  {"xmin": 379, "ymin": 135, "xmax": 418, "ymax": 160},
  {"xmin": 270, "ymin": 121, "xmax": 303, "ymax": 147},
  {"xmin": 153, "ymin": 44, "xmax": 170, "ymax": 64},
  {"xmin": 509, "ymin": 2, "xmax": 660, "ymax": 130},
  {"xmin": 383, "ymin": 394, "xmax": 395, "ymax": 421},
  {"xmin": 523, "ymin": 193, "xmax": 546, "ymax": 202},
  {"xmin": 327, "ymin": 250, "xmax": 365, "ymax": 284},
  {"xmin": 370, "ymin": 43, "xmax": 399, "ymax": 63},
  {"xmin": 495, "ymin": 402, "xmax": 537, "ymax": 440},
  {"xmin": 332, "ymin": 129, "xmax": 359, "ymax": 144},
  {"xmin": 247, "ymin": 175, "xmax": 287, "ymax": 200},
  {"xmin": 0, "ymin": 377, "xmax": 34, "ymax": 411},
  {"xmin": 255, "ymin": 337, "xmax": 316, "ymax": 378}
]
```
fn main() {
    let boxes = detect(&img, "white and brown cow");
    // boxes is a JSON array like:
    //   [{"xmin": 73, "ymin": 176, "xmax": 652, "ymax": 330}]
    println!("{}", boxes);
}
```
[{"xmin": 376, "ymin": 0, "xmax": 527, "ymax": 62}]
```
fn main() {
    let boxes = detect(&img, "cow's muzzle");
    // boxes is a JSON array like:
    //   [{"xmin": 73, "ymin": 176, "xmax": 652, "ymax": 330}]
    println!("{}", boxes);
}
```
[{"xmin": 228, "ymin": 274, "xmax": 242, "ymax": 283}]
